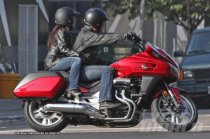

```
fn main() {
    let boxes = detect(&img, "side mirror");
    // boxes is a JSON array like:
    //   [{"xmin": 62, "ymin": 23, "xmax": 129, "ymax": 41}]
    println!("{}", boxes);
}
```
[{"xmin": 173, "ymin": 50, "xmax": 185, "ymax": 57}]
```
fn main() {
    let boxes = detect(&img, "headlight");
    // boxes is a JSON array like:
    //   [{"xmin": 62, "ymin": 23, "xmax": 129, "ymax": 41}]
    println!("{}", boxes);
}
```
[{"xmin": 183, "ymin": 70, "xmax": 193, "ymax": 79}]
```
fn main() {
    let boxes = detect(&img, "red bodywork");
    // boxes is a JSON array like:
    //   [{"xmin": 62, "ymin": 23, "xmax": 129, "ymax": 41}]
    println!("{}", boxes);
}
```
[
  {"xmin": 111, "ymin": 51, "xmax": 177, "ymax": 80},
  {"xmin": 14, "ymin": 76, "xmax": 65, "ymax": 99},
  {"xmin": 14, "ymin": 44, "xmax": 179, "ymax": 99}
]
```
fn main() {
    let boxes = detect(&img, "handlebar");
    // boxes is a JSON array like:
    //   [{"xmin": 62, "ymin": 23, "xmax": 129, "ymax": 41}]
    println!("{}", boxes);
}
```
[{"xmin": 135, "ymin": 36, "xmax": 145, "ymax": 52}]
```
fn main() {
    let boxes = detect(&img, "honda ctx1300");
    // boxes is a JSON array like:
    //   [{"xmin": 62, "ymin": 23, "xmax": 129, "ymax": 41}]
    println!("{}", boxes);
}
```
[{"xmin": 14, "ymin": 38, "xmax": 198, "ymax": 132}]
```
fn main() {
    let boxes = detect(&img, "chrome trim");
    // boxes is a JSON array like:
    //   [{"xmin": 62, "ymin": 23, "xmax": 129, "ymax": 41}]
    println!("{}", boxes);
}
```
[
  {"xmin": 113, "ymin": 77, "xmax": 130, "ymax": 84},
  {"xmin": 105, "ymin": 90, "xmax": 137, "ymax": 122},
  {"xmin": 44, "ymin": 89, "xmax": 138, "ymax": 122},
  {"xmin": 44, "ymin": 103, "xmax": 105, "ymax": 119},
  {"xmin": 164, "ymin": 82, "xmax": 181, "ymax": 109},
  {"xmin": 106, "ymin": 90, "xmax": 132, "ymax": 120}
]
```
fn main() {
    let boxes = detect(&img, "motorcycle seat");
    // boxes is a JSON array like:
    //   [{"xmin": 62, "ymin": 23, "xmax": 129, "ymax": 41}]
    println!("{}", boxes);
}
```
[
  {"xmin": 58, "ymin": 71, "xmax": 100, "ymax": 89},
  {"xmin": 79, "ymin": 81, "xmax": 100, "ymax": 89}
]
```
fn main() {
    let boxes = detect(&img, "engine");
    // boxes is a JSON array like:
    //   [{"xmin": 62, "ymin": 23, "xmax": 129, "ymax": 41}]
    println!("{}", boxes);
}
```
[
  {"xmin": 113, "ymin": 77, "xmax": 142, "ymax": 99},
  {"xmin": 110, "ymin": 78, "xmax": 142, "ymax": 118}
]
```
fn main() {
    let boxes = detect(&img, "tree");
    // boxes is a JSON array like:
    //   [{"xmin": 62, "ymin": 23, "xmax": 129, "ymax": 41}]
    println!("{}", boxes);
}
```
[{"xmin": 106, "ymin": 0, "xmax": 210, "ymax": 38}]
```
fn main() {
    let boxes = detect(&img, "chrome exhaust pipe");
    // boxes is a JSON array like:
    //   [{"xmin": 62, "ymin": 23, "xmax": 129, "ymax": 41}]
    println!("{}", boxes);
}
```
[
  {"xmin": 44, "ymin": 103, "xmax": 105, "ymax": 119},
  {"xmin": 105, "ymin": 90, "xmax": 137, "ymax": 122}
]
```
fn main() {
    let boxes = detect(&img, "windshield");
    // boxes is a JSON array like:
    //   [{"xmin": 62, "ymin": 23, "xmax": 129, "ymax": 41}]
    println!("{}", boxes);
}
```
[
  {"xmin": 145, "ymin": 42, "xmax": 178, "ymax": 68},
  {"xmin": 186, "ymin": 31, "xmax": 210, "ymax": 55}
]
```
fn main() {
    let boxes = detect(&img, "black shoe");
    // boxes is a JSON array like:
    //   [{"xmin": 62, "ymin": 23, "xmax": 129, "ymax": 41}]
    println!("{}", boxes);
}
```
[
  {"xmin": 66, "ymin": 89, "xmax": 82, "ymax": 99},
  {"xmin": 99, "ymin": 101, "xmax": 121, "ymax": 110}
]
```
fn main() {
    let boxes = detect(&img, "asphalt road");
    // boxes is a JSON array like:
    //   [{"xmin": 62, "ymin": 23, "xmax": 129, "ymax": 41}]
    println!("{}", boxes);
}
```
[
  {"xmin": 1, "ymin": 110, "xmax": 210, "ymax": 139},
  {"xmin": 1, "ymin": 132, "xmax": 210, "ymax": 139}
]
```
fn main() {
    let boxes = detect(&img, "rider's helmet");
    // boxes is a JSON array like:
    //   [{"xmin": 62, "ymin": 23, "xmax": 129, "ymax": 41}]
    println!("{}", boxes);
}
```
[
  {"xmin": 55, "ymin": 7, "xmax": 80, "ymax": 25},
  {"xmin": 84, "ymin": 8, "xmax": 109, "ymax": 31}
]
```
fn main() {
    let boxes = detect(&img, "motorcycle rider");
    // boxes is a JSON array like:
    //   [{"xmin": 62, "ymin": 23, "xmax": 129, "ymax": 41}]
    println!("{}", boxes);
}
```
[
  {"xmin": 73, "ymin": 8, "xmax": 138, "ymax": 109},
  {"xmin": 44, "ymin": 7, "xmax": 82, "ymax": 99}
]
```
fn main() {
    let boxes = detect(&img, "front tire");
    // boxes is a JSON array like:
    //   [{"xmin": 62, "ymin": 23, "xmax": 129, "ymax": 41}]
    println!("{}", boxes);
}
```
[
  {"xmin": 24, "ymin": 100, "xmax": 69, "ymax": 132},
  {"xmin": 151, "ymin": 94, "xmax": 198, "ymax": 132}
]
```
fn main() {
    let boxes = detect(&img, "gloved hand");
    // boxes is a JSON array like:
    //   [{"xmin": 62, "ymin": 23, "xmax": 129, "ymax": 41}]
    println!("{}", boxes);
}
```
[{"xmin": 125, "ymin": 32, "xmax": 140, "ymax": 43}]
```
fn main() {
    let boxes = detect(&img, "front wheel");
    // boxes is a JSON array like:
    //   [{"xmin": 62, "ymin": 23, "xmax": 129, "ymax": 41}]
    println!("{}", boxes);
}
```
[
  {"xmin": 151, "ymin": 94, "xmax": 198, "ymax": 132},
  {"xmin": 24, "ymin": 100, "xmax": 69, "ymax": 132}
]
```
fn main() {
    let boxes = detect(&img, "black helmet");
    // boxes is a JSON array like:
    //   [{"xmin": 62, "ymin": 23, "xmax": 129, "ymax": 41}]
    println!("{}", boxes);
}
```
[
  {"xmin": 55, "ymin": 7, "xmax": 80, "ymax": 25},
  {"xmin": 84, "ymin": 8, "xmax": 109, "ymax": 28}
]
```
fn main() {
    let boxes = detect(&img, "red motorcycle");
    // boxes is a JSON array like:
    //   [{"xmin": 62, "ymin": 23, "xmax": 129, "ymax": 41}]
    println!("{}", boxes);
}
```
[{"xmin": 13, "ymin": 39, "xmax": 198, "ymax": 132}]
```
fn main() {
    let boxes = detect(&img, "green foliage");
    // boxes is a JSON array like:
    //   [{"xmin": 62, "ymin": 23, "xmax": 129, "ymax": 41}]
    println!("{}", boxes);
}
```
[{"xmin": 106, "ymin": 0, "xmax": 210, "ymax": 35}]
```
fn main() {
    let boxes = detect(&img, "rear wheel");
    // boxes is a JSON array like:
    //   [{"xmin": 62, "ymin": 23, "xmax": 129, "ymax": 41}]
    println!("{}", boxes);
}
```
[
  {"xmin": 151, "ymin": 94, "xmax": 198, "ymax": 132},
  {"xmin": 24, "ymin": 100, "xmax": 68, "ymax": 132}
]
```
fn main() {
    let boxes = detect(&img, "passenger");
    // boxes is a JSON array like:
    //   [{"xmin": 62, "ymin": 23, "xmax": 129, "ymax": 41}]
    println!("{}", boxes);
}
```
[
  {"xmin": 44, "ymin": 7, "xmax": 82, "ymax": 99},
  {"xmin": 73, "ymin": 8, "xmax": 138, "ymax": 109}
]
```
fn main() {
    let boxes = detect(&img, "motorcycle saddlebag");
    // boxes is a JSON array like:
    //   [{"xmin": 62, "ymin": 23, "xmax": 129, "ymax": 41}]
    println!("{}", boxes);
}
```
[{"xmin": 13, "ymin": 72, "xmax": 65, "ymax": 99}]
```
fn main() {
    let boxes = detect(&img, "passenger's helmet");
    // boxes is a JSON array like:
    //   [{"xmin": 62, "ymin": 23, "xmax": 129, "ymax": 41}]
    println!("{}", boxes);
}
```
[
  {"xmin": 55, "ymin": 7, "xmax": 80, "ymax": 25},
  {"xmin": 84, "ymin": 8, "xmax": 109, "ymax": 29}
]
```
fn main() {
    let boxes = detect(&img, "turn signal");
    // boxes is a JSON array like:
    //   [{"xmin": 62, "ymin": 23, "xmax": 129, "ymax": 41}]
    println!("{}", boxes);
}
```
[
  {"xmin": 162, "ymin": 90, "xmax": 169, "ymax": 97},
  {"xmin": 178, "ymin": 70, "xmax": 184, "ymax": 80}
]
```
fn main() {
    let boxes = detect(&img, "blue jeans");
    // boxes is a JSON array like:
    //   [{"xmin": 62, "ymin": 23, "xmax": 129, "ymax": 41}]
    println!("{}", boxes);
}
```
[
  {"xmin": 49, "ymin": 57, "xmax": 81, "ymax": 90},
  {"xmin": 80, "ymin": 65, "xmax": 114, "ymax": 102}
]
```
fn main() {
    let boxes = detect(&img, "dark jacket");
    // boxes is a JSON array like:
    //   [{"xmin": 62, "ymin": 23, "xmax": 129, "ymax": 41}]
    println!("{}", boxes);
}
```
[
  {"xmin": 44, "ymin": 27, "xmax": 79, "ymax": 69},
  {"xmin": 73, "ymin": 25, "xmax": 125, "ymax": 64}
]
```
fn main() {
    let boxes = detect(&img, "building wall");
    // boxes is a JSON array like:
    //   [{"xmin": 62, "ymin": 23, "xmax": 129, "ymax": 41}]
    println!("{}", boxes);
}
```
[
  {"xmin": 0, "ymin": 0, "xmax": 48, "ymax": 46},
  {"xmin": 0, "ymin": 0, "xmax": 198, "ymax": 75},
  {"xmin": 0, "ymin": 0, "xmax": 49, "ymax": 74},
  {"xmin": 0, "ymin": 0, "xmax": 103, "ymax": 74}
]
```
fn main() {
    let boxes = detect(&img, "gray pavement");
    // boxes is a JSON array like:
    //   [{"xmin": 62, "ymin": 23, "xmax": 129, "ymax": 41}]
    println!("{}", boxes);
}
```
[
  {"xmin": 1, "ymin": 98, "xmax": 210, "ymax": 128},
  {"xmin": 1, "ymin": 104, "xmax": 210, "ymax": 135},
  {"xmin": 1, "ymin": 111, "xmax": 210, "ymax": 136},
  {"xmin": 0, "ymin": 99, "xmax": 24, "ymax": 124},
  {"xmin": 1, "ymin": 132, "xmax": 210, "ymax": 139}
]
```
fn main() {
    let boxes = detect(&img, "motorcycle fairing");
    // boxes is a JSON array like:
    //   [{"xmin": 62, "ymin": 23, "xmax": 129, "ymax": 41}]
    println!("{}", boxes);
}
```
[
  {"xmin": 111, "ymin": 52, "xmax": 172, "ymax": 78},
  {"xmin": 140, "ymin": 76, "xmax": 162, "ymax": 95}
]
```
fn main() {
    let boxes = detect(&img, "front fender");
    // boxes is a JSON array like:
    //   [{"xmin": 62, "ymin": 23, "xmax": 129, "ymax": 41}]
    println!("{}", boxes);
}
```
[{"xmin": 152, "ymin": 87, "xmax": 187, "ymax": 102}]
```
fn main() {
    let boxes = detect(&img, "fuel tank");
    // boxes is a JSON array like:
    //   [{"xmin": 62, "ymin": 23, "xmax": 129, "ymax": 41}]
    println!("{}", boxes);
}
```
[
  {"xmin": 13, "ymin": 72, "xmax": 65, "ymax": 99},
  {"xmin": 111, "ymin": 52, "xmax": 170, "ymax": 78}
]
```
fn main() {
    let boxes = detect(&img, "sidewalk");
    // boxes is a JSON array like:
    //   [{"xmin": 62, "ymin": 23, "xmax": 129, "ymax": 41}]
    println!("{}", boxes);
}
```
[{"xmin": 0, "ymin": 99, "xmax": 24, "ymax": 124}]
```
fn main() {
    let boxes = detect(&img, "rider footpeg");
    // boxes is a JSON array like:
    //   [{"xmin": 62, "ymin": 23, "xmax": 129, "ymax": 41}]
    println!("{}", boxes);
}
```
[{"xmin": 65, "ymin": 89, "xmax": 82, "ymax": 100}]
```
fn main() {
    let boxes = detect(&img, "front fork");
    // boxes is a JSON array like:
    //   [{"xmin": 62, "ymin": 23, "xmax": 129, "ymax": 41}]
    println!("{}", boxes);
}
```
[{"xmin": 162, "ymin": 82, "xmax": 182, "ymax": 111}]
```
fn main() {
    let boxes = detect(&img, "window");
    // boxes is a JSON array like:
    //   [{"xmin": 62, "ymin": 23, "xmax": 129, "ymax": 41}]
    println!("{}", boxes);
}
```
[
  {"xmin": 95, "ymin": 41, "xmax": 139, "ymax": 65},
  {"xmin": 186, "ymin": 31, "xmax": 210, "ymax": 55}
]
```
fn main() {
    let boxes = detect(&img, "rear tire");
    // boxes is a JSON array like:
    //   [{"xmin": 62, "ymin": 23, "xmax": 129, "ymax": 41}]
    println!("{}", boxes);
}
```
[
  {"xmin": 24, "ymin": 100, "xmax": 68, "ymax": 132},
  {"xmin": 151, "ymin": 94, "xmax": 198, "ymax": 132}
]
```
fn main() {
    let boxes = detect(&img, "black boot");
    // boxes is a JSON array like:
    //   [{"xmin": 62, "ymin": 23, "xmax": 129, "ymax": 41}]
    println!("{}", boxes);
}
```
[{"xmin": 99, "ymin": 101, "xmax": 121, "ymax": 110}]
